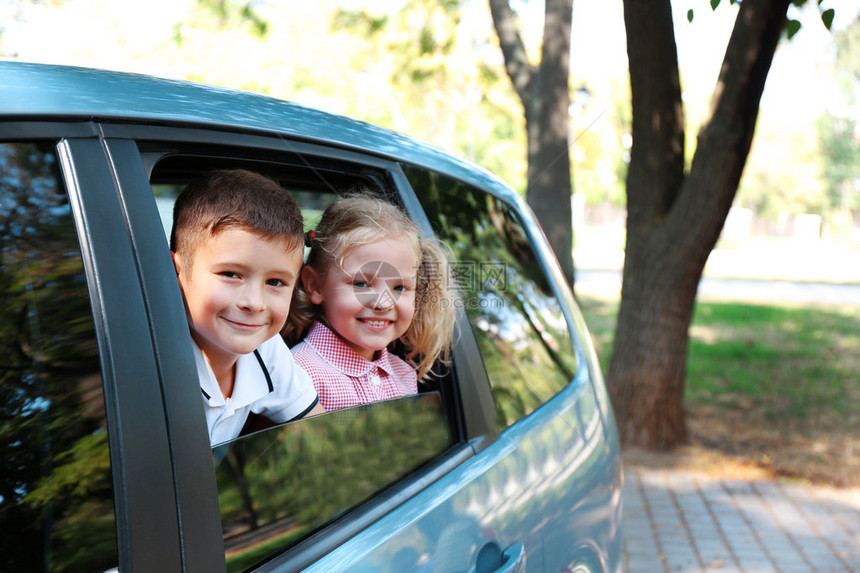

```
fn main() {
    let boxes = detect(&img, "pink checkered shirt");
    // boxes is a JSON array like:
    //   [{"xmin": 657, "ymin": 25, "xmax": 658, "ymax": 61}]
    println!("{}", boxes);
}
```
[{"xmin": 291, "ymin": 322, "xmax": 418, "ymax": 412}]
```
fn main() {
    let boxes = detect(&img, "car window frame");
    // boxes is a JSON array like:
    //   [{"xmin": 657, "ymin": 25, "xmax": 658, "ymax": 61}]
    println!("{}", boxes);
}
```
[
  {"xmin": 106, "ymin": 123, "xmax": 500, "ymax": 442},
  {"xmin": 100, "ymin": 122, "xmax": 498, "ymax": 570},
  {"xmin": 63, "ymin": 134, "xmax": 189, "ymax": 571}
]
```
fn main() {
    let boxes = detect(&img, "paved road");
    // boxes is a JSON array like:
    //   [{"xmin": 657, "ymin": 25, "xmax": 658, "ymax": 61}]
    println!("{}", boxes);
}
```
[
  {"xmin": 576, "ymin": 270, "xmax": 860, "ymax": 306},
  {"xmin": 621, "ymin": 466, "xmax": 860, "ymax": 572}
]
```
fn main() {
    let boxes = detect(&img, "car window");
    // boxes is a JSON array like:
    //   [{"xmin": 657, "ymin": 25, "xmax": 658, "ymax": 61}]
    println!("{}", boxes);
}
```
[
  {"xmin": 215, "ymin": 393, "xmax": 450, "ymax": 572},
  {"xmin": 405, "ymin": 166, "xmax": 579, "ymax": 430},
  {"xmin": 146, "ymin": 149, "xmax": 457, "ymax": 570},
  {"xmin": 0, "ymin": 142, "xmax": 118, "ymax": 571}
]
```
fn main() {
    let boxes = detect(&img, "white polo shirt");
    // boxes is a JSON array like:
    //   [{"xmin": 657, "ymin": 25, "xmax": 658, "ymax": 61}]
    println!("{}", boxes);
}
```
[{"xmin": 194, "ymin": 335, "xmax": 319, "ymax": 446}]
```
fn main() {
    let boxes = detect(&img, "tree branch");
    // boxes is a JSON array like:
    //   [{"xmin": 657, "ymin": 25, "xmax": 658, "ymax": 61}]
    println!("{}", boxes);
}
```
[
  {"xmin": 704, "ymin": 0, "xmax": 791, "ymax": 161},
  {"xmin": 622, "ymin": 0, "xmax": 686, "ymax": 231},
  {"xmin": 488, "ymin": 0, "xmax": 535, "ymax": 103},
  {"xmin": 671, "ymin": 0, "xmax": 791, "ymax": 265}
]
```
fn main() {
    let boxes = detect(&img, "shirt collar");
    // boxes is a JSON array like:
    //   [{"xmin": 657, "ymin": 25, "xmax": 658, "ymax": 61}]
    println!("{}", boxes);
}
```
[
  {"xmin": 306, "ymin": 322, "xmax": 395, "ymax": 378},
  {"xmin": 194, "ymin": 343, "xmax": 272, "ymax": 408}
]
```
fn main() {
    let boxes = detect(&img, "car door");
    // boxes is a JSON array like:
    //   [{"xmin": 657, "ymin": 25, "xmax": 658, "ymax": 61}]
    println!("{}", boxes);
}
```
[
  {"xmin": 98, "ymin": 126, "xmax": 484, "ymax": 572},
  {"xmin": 298, "ymin": 165, "xmax": 622, "ymax": 573},
  {"xmin": 99, "ymin": 124, "xmax": 621, "ymax": 573}
]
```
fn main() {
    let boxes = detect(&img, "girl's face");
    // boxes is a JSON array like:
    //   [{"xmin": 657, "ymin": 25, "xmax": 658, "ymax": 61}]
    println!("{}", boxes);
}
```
[{"xmin": 303, "ymin": 233, "xmax": 418, "ymax": 360}]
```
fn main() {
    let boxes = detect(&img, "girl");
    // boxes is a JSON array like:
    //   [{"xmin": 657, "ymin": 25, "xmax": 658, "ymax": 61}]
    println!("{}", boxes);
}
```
[{"xmin": 285, "ymin": 195, "xmax": 456, "ymax": 411}]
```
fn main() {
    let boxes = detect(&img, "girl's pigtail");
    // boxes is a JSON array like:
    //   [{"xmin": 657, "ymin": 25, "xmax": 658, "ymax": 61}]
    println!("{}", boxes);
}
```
[{"xmin": 403, "ymin": 237, "xmax": 457, "ymax": 380}]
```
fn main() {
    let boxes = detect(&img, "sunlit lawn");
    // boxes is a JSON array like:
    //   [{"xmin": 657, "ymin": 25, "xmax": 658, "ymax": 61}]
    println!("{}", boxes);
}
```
[{"xmin": 577, "ymin": 294, "xmax": 860, "ymax": 486}]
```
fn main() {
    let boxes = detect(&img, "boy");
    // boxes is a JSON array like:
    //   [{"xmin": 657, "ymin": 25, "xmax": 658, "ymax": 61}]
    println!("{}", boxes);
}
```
[{"xmin": 170, "ymin": 169, "xmax": 324, "ymax": 446}]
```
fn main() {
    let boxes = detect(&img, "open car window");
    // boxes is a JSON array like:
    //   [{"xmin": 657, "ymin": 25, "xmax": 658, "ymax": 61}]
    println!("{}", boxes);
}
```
[{"xmin": 144, "ymin": 145, "xmax": 461, "ymax": 569}]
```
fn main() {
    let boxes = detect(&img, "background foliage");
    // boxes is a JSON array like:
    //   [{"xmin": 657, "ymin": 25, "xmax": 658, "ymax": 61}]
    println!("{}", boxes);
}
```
[{"xmin": 2, "ymin": 0, "xmax": 856, "ymax": 238}]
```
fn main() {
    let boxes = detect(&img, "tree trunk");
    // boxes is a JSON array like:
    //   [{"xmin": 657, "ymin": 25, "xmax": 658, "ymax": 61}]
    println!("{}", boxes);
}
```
[
  {"xmin": 609, "ymin": 0, "xmax": 792, "ymax": 449},
  {"xmin": 529, "ymin": 0, "xmax": 574, "ymax": 287},
  {"xmin": 489, "ymin": 0, "xmax": 575, "ymax": 287}
]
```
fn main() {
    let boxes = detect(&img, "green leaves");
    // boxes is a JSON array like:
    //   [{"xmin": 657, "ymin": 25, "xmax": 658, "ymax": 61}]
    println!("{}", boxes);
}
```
[
  {"xmin": 786, "ymin": 19, "xmax": 802, "ymax": 39},
  {"xmin": 821, "ymin": 8, "xmax": 835, "ymax": 30},
  {"xmin": 707, "ymin": 0, "xmax": 739, "ymax": 9},
  {"xmin": 197, "ymin": 0, "xmax": 269, "ymax": 38},
  {"xmin": 784, "ymin": 4, "xmax": 837, "ymax": 39},
  {"xmin": 331, "ymin": 8, "xmax": 389, "ymax": 37},
  {"xmin": 687, "ymin": 0, "xmax": 741, "ymax": 23}
]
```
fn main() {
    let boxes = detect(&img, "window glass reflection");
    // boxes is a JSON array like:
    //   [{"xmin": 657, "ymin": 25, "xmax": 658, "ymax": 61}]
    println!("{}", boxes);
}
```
[
  {"xmin": 215, "ymin": 393, "xmax": 451, "ymax": 572},
  {"xmin": 0, "ymin": 143, "xmax": 117, "ymax": 571},
  {"xmin": 405, "ymin": 167, "xmax": 578, "ymax": 429}
]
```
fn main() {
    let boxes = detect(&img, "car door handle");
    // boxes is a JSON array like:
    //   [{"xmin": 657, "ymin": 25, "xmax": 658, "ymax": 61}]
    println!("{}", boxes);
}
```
[
  {"xmin": 470, "ymin": 541, "xmax": 526, "ymax": 573},
  {"xmin": 497, "ymin": 543, "xmax": 526, "ymax": 573}
]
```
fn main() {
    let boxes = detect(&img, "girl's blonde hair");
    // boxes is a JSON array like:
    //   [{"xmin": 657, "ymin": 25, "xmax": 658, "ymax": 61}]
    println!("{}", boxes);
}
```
[{"xmin": 284, "ymin": 194, "xmax": 456, "ymax": 380}]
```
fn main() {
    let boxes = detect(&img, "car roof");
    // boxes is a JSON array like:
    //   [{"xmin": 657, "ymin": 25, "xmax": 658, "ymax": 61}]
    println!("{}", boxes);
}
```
[{"xmin": 0, "ymin": 61, "xmax": 520, "ymax": 204}]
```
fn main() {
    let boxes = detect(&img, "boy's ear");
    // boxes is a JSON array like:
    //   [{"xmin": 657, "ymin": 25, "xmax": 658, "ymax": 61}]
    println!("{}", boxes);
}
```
[
  {"xmin": 301, "ymin": 266, "xmax": 325, "ymax": 305},
  {"xmin": 171, "ymin": 251, "xmax": 183, "ymax": 278}
]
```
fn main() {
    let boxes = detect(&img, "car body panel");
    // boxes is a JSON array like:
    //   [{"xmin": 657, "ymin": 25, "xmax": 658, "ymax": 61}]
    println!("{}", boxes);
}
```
[
  {"xmin": 0, "ymin": 62, "xmax": 622, "ymax": 572},
  {"xmin": 0, "ymin": 62, "xmax": 515, "ymax": 207},
  {"xmin": 302, "ymin": 369, "xmax": 612, "ymax": 573}
]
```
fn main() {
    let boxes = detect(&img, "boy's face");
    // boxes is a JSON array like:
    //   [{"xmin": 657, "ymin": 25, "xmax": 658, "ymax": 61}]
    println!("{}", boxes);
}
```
[{"xmin": 173, "ymin": 228, "xmax": 303, "ymax": 370}]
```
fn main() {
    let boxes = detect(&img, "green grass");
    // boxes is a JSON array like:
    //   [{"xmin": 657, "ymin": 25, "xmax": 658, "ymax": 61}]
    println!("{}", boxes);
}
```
[{"xmin": 577, "ymin": 296, "xmax": 860, "ymax": 431}]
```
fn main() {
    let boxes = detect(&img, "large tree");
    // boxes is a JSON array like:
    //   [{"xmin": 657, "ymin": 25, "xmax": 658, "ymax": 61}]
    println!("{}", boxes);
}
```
[
  {"xmin": 489, "ymin": 0, "xmax": 575, "ymax": 286},
  {"xmin": 608, "ymin": 0, "xmax": 825, "ymax": 449}
]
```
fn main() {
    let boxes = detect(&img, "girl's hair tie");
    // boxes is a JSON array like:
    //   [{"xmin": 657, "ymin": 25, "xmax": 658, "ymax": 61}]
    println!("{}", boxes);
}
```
[{"xmin": 305, "ymin": 230, "xmax": 317, "ymax": 247}]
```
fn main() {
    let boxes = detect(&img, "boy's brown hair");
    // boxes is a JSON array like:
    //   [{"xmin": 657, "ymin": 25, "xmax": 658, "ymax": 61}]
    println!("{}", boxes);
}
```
[{"xmin": 170, "ymin": 169, "xmax": 303, "ymax": 268}]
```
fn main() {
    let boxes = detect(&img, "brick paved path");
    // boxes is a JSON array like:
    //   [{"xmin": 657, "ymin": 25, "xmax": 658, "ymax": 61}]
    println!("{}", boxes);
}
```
[{"xmin": 622, "ymin": 466, "xmax": 860, "ymax": 572}]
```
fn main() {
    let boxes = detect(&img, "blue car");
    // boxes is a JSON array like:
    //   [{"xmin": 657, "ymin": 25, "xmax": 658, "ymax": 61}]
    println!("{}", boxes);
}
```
[{"xmin": 0, "ymin": 62, "xmax": 622, "ymax": 572}]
